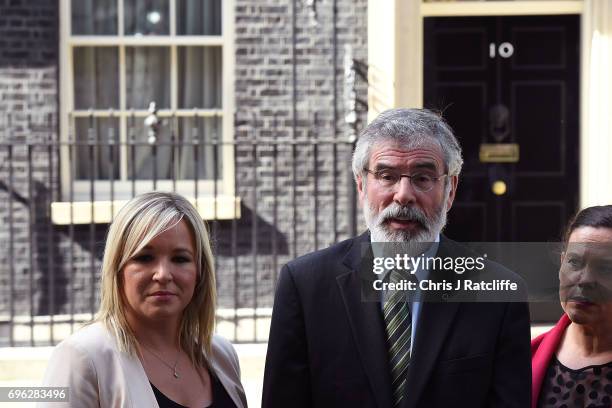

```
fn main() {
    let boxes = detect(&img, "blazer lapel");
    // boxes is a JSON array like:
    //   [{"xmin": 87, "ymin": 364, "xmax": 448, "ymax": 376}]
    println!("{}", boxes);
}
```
[
  {"xmin": 400, "ymin": 301, "xmax": 459, "ymax": 408},
  {"xmin": 400, "ymin": 236, "xmax": 462, "ymax": 408},
  {"xmin": 117, "ymin": 342, "xmax": 161, "ymax": 408},
  {"xmin": 210, "ymin": 360, "xmax": 247, "ymax": 408},
  {"xmin": 337, "ymin": 232, "xmax": 393, "ymax": 408}
]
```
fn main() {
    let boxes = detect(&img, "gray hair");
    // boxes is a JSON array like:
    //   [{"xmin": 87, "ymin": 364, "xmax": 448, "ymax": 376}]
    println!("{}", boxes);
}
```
[{"xmin": 351, "ymin": 108, "xmax": 463, "ymax": 181}]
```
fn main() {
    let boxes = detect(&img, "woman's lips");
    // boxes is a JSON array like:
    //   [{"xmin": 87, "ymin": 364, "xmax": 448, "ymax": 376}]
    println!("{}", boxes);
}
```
[
  {"xmin": 149, "ymin": 291, "xmax": 176, "ymax": 299},
  {"xmin": 569, "ymin": 297, "xmax": 595, "ymax": 307}
]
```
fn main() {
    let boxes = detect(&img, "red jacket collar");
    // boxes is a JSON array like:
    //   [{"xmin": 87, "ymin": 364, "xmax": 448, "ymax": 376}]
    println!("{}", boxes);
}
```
[{"xmin": 531, "ymin": 314, "xmax": 571, "ymax": 408}]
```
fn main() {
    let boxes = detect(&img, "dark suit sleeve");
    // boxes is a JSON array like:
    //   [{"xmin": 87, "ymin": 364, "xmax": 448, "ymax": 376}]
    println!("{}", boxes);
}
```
[
  {"xmin": 487, "ymin": 301, "xmax": 532, "ymax": 407},
  {"xmin": 262, "ymin": 264, "xmax": 312, "ymax": 408}
]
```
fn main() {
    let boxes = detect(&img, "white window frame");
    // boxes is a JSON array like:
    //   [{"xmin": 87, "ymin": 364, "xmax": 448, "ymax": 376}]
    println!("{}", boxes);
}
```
[
  {"xmin": 367, "ymin": 0, "xmax": 584, "ymax": 122},
  {"xmin": 57, "ymin": 0, "xmax": 237, "ymax": 221},
  {"xmin": 369, "ymin": 0, "xmax": 603, "ymax": 208}
]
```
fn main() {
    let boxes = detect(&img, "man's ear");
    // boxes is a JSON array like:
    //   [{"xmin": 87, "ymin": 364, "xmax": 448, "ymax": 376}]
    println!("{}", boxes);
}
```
[
  {"xmin": 356, "ymin": 175, "xmax": 365, "ymax": 207},
  {"xmin": 445, "ymin": 175, "xmax": 459, "ymax": 211}
]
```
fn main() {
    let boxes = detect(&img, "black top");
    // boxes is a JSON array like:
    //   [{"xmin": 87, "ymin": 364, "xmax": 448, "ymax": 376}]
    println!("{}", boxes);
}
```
[
  {"xmin": 150, "ymin": 373, "xmax": 237, "ymax": 408},
  {"xmin": 538, "ymin": 356, "xmax": 612, "ymax": 408}
]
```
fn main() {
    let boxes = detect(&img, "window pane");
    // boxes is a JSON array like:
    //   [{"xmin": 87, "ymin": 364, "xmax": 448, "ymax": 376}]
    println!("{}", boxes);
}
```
[
  {"xmin": 71, "ymin": 0, "xmax": 118, "ymax": 35},
  {"xmin": 177, "ymin": 0, "xmax": 222, "ymax": 35},
  {"xmin": 178, "ymin": 47, "xmax": 222, "ymax": 109},
  {"xmin": 73, "ymin": 47, "xmax": 119, "ymax": 109},
  {"xmin": 127, "ymin": 120, "xmax": 174, "ymax": 180},
  {"xmin": 124, "ymin": 0, "xmax": 169, "ymax": 35},
  {"xmin": 177, "ymin": 116, "xmax": 223, "ymax": 179},
  {"xmin": 74, "ymin": 118, "xmax": 120, "ymax": 180},
  {"xmin": 126, "ymin": 47, "xmax": 171, "ymax": 109}
]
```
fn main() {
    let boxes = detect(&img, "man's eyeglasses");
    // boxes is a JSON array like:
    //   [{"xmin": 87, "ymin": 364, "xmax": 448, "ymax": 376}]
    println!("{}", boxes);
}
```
[{"xmin": 363, "ymin": 168, "xmax": 448, "ymax": 193}]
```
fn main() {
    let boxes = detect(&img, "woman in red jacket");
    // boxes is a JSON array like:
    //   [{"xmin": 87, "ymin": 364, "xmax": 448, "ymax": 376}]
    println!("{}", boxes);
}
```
[{"xmin": 531, "ymin": 205, "xmax": 612, "ymax": 408}]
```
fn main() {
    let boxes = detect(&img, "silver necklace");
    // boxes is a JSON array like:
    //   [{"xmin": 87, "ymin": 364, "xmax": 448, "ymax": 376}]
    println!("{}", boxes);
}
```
[{"xmin": 141, "ymin": 344, "xmax": 181, "ymax": 379}]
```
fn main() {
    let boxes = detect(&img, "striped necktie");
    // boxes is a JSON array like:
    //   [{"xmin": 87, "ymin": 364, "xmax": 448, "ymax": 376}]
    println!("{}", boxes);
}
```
[{"xmin": 383, "ymin": 270, "xmax": 412, "ymax": 407}]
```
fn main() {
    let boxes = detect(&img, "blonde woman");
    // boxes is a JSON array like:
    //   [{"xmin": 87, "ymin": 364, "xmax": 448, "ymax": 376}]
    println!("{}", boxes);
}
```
[{"xmin": 40, "ymin": 192, "xmax": 246, "ymax": 408}]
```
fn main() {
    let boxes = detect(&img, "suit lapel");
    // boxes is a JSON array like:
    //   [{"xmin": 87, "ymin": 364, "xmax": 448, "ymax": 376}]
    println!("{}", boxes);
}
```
[
  {"xmin": 400, "ymin": 236, "xmax": 462, "ymax": 408},
  {"xmin": 337, "ymin": 232, "xmax": 393, "ymax": 408},
  {"xmin": 337, "ymin": 234, "xmax": 468, "ymax": 408},
  {"xmin": 400, "ymin": 301, "xmax": 459, "ymax": 408},
  {"xmin": 210, "ymin": 359, "xmax": 247, "ymax": 408}
]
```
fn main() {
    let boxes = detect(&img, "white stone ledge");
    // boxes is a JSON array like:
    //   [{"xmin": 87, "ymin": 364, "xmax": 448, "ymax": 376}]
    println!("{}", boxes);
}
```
[
  {"xmin": 50, "ymin": 195, "xmax": 241, "ymax": 224},
  {"xmin": 421, "ymin": 1, "xmax": 583, "ymax": 17}
]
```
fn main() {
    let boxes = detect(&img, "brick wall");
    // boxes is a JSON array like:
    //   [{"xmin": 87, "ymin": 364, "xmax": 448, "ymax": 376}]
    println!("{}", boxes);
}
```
[
  {"xmin": 0, "ymin": 0, "xmax": 61, "ymax": 328},
  {"xmin": 0, "ymin": 0, "xmax": 57, "ymax": 67},
  {"xmin": 0, "ymin": 0, "xmax": 369, "ymax": 343},
  {"xmin": 222, "ymin": 0, "xmax": 368, "ymax": 312}
]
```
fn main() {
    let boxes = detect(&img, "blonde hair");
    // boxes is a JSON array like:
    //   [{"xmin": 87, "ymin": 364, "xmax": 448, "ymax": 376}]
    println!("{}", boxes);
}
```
[{"xmin": 95, "ymin": 192, "xmax": 216, "ymax": 366}]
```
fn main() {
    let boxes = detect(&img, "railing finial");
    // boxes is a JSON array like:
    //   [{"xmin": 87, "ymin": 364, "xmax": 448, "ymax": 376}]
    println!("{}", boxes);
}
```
[{"xmin": 145, "ymin": 101, "xmax": 159, "ymax": 145}]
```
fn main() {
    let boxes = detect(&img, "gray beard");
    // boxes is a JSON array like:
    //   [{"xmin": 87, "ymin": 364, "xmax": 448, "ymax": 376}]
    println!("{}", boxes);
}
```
[{"xmin": 364, "ymin": 198, "xmax": 448, "ymax": 245}]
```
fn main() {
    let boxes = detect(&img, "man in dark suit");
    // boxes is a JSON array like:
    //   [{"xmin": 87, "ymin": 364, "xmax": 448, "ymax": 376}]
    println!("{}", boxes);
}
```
[{"xmin": 262, "ymin": 108, "xmax": 531, "ymax": 408}]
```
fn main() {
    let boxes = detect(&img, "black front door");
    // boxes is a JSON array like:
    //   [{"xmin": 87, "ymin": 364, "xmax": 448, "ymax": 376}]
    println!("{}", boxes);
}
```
[
  {"xmin": 424, "ymin": 15, "xmax": 579, "ymax": 242},
  {"xmin": 423, "ymin": 15, "xmax": 579, "ymax": 322}
]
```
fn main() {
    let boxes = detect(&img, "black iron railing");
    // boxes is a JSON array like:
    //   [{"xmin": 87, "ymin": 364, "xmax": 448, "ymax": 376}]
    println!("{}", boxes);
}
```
[{"xmin": 0, "ymin": 110, "xmax": 359, "ymax": 346}]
